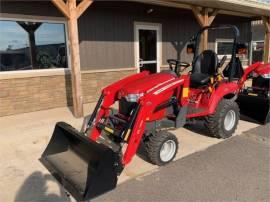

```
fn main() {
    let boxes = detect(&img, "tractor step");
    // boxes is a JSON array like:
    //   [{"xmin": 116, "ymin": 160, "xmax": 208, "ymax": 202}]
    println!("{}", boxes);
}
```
[{"xmin": 187, "ymin": 106, "xmax": 207, "ymax": 115}]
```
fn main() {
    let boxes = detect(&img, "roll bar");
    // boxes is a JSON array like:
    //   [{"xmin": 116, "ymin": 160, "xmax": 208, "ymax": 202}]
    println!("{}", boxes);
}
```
[{"xmin": 191, "ymin": 25, "xmax": 240, "ymax": 81}]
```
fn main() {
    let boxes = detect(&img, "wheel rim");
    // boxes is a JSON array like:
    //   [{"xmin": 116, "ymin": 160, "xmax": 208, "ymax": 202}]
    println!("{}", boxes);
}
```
[
  {"xmin": 160, "ymin": 140, "xmax": 176, "ymax": 162},
  {"xmin": 224, "ymin": 110, "xmax": 236, "ymax": 131}
]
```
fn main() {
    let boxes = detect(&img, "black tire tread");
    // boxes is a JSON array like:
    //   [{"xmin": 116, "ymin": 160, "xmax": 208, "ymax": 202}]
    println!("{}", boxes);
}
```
[
  {"xmin": 205, "ymin": 99, "xmax": 239, "ymax": 139},
  {"xmin": 145, "ymin": 131, "xmax": 178, "ymax": 166}
]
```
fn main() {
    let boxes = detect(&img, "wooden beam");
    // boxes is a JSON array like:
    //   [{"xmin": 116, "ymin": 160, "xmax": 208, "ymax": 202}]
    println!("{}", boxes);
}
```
[
  {"xmin": 208, "ymin": 9, "xmax": 219, "ymax": 25},
  {"xmin": 191, "ymin": 6, "xmax": 204, "ymax": 27},
  {"xmin": 76, "ymin": 0, "xmax": 93, "ymax": 18},
  {"xmin": 201, "ymin": 8, "xmax": 209, "ymax": 51},
  {"xmin": 51, "ymin": 0, "xmax": 93, "ymax": 117},
  {"xmin": 262, "ymin": 16, "xmax": 270, "ymax": 33},
  {"xmin": 66, "ymin": 0, "xmax": 84, "ymax": 117},
  {"xmin": 51, "ymin": 0, "xmax": 70, "ymax": 19},
  {"xmin": 191, "ymin": 6, "xmax": 218, "ymax": 51},
  {"xmin": 262, "ymin": 16, "xmax": 270, "ymax": 63},
  {"xmin": 264, "ymin": 32, "xmax": 270, "ymax": 63}
]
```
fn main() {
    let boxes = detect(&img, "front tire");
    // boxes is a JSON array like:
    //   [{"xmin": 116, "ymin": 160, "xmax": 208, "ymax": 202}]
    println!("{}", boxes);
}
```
[
  {"xmin": 205, "ymin": 99, "xmax": 239, "ymax": 139},
  {"xmin": 145, "ymin": 131, "xmax": 178, "ymax": 166}
]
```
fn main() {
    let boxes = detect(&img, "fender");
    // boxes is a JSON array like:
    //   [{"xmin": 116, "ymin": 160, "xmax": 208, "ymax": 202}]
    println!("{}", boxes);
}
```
[
  {"xmin": 208, "ymin": 62, "xmax": 263, "ymax": 115},
  {"xmin": 208, "ymin": 82, "xmax": 240, "ymax": 114}
]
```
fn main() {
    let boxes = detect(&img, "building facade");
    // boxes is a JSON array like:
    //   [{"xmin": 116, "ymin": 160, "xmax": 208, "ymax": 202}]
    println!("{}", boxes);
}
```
[{"xmin": 0, "ymin": 1, "xmax": 260, "ymax": 117}]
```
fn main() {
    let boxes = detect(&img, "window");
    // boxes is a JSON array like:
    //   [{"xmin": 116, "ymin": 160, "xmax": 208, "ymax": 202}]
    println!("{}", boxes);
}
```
[
  {"xmin": 216, "ymin": 41, "xmax": 234, "ymax": 56},
  {"xmin": 0, "ymin": 19, "xmax": 68, "ymax": 72},
  {"xmin": 216, "ymin": 40, "xmax": 249, "ymax": 65},
  {"xmin": 251, "ymin": 41, "xmax": 264, "ymax": 63}
]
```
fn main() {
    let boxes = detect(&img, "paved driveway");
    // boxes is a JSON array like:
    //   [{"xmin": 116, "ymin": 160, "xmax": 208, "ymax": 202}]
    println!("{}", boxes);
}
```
[
  {"xmin": 0, "ymin": 104, "xmax": 259, "ymax": 202},
  {"xmin": 94, "ymin": 124, "xmax": 270, "ymax": 202}
]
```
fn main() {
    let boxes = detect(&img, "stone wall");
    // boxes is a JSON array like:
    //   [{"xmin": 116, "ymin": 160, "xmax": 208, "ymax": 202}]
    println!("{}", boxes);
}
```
[
  {"xmin": 0, "ymin": 69, "xmax": 135, "ymax": 117},
  {"xmin": 82, "ymin": 70, "xmax": 135, "ymax": 103}
]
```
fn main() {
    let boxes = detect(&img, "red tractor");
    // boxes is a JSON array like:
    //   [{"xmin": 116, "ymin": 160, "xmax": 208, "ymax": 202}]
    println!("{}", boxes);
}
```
[{"xmin": 40, "ymin": 25, "xmax": 265, "ymax": 201}]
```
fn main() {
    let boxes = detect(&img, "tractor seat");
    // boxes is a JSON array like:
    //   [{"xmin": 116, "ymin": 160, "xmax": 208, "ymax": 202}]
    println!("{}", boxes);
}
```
[
  {"xmin": 190, "ymin": 50, "xmax": 218, "ymax": 88},
  {"xmin": 190, "ymin": 73, "xmax": 211, "ymax": 88}
]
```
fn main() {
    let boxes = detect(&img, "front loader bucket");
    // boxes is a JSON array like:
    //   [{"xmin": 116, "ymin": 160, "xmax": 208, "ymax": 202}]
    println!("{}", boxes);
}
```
[
  {"xmin": 40, "ymin": 122, "xmax": 119, "ymax": 201},
  {"xmin": 237, "ymin": 94, "xmax": 270, "ymax": 124}
]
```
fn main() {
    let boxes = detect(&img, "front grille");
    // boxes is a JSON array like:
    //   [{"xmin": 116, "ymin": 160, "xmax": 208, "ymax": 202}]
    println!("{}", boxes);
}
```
[{"xmin": 119, "ymin": 98, "xmax": 137, "ymax": 116}]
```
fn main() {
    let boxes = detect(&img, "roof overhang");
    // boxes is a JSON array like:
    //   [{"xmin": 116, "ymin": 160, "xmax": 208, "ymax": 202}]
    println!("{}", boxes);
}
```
[{"xmin": 134, "ymin": 0, "xmax": 270, "ymax": 18}]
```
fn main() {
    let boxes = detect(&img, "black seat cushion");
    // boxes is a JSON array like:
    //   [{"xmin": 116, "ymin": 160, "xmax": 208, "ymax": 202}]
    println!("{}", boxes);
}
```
[
  {"xmin": 192, "ymin": 50, "xmax": 218, "ymax": 75},
  {"xmin": 190, "ymin": 50, "xmax": 218, "ymax": 88},
  {"xmin": 190, "ymin": 73, "xmax": 211, "ymax": 88}
]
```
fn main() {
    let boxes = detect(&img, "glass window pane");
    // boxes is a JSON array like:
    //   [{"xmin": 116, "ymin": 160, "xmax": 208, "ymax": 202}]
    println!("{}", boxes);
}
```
[
  {"xmin": 0, "ymin": 21, "xmax": 31, "ymax": 71},
  {"xmin": 217, "ymin": 42, "xmax": 233, "ymax": 55},
  {"xmin": 139, "ymin": 30, "xmax": 157, "ymax": 61},
  {"xmin": 0, "ymin": 20, "xmax": 67, "ymax": 72},
  {"xmin": 35, "ymin": 23, "xmax": 67, "ymax": 69},
  {"xmin": 252, "ymin": 41, "xmax": 264, "ymax": 63}
]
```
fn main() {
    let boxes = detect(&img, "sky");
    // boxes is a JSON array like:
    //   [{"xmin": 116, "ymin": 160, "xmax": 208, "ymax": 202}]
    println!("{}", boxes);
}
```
[
  {"xmin": 0, "ymin": 20, "xmax": 66, "ymax": 51},
  {"xmin": 260, "ymin": 0, "xmax": 270, "ymax": 3}
]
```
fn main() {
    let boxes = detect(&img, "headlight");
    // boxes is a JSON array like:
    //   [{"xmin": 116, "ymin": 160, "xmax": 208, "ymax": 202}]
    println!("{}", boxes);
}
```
[{"xmin": 125, "ymin": 93, "xmax": 144, "ymax": 102}]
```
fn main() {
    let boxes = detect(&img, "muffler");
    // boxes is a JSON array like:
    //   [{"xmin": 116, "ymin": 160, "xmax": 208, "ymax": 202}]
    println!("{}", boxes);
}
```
[{"xmin": 40, "ymin": 122, "xmax": 121, "ymax": 201}]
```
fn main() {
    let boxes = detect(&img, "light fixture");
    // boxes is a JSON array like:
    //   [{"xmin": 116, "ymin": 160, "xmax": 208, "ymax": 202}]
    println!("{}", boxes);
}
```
[{"xmin": 147, "ymin": 8, "xmax": 154, "ymax": 14}]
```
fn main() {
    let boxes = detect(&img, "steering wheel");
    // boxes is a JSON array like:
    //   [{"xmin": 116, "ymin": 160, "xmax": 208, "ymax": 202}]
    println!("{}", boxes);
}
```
[{"xmin": 167, "ymin": 59, "xmax": 190, "ymax": 76}]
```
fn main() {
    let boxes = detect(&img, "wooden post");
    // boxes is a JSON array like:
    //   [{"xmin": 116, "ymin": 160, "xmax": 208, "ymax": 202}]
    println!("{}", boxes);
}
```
[
  {"xmin": 201, "ymin": 8, "xmax": 209, "ymax": 51},
  {"xmin": 67, "ymin": 0, "xmax": 84, "ymax": 118},
  {"xmin": 191, "ymin": 6, "xmax": 219, "ymax": 51},
  {"xmin": 262, "ymin": 16, "xmax": 270, "ymax": 63},
  {"xmin": 51, "ymin": 0, "xmax": 93, "ymax": 118}
]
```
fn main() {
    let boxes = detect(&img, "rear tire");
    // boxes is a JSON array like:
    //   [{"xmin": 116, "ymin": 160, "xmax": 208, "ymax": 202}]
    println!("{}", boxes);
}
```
[
  {"xmin": 205, "ymin": 99, "xmax": 239, "ymax": 139},
  {"xmin": 145, "ymin": 131, "xmax": 178, "ymax": 166}
]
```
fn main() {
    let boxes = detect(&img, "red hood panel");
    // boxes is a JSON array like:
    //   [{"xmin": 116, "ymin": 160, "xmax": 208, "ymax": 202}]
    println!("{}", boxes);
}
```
[
  {"xmin": 255, "ymin": 63, "xmax": 270, "ymax": 75},
  {"xmin": 121, "ymin": 73, "xmax": 177, "ymax": 94}
]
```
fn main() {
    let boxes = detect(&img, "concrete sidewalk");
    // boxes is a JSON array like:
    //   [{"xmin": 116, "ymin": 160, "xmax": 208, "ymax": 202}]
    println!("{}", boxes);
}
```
[
  {"xmin": 0, "ymin": 104, "xmax": 259, "ymax": 202},
  {"xmin": 94, "ymin": 124, "xmax": 270, "ymax": 202}
]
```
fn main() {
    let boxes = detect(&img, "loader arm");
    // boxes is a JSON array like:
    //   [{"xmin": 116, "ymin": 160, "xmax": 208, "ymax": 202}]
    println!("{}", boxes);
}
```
[
  {"xmin": 239, "ymin": 62, "xmax": 262, "ymax": 88},
  {"xmin": 122, "ymin": 78, "xmax": 185, "ymax": 165},
  {"xmin": 89, "ymin": 71, "xmax": 150, "ymax": 141}
]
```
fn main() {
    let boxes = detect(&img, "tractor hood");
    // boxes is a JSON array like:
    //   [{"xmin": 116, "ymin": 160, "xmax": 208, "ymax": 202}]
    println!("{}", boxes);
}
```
[
  {"xmin": 254, "ymin": 63, "xmax": 270, "ymax": 78},
  {"xmin": 120, "ymin": 72, "xmax": 177, "ymax": 95}
]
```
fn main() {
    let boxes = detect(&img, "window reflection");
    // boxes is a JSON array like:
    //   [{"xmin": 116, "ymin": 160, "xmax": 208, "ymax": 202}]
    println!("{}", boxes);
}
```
[
  {"xmin": 217, "ymin": 42, "xmax": 234, "ymax": 55},
  {"xmin": 0, "ymin": 20, "xmax": 67, "ymax": 71},
  {"xmin": 216, "ymin": 41, "xmax": 249, "ymax": 63},
  {"xmin": 252, "ymin": 41, "xmax": 264, "ymax": 63}
]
